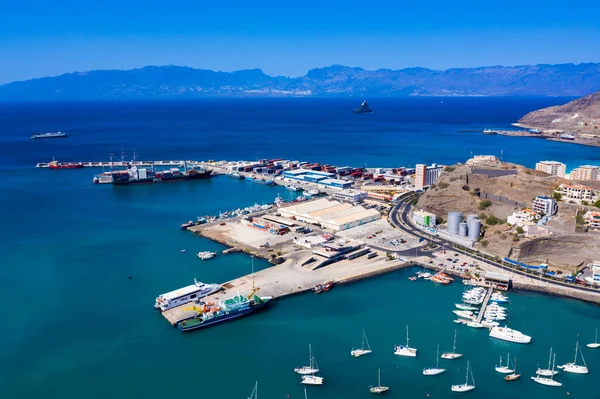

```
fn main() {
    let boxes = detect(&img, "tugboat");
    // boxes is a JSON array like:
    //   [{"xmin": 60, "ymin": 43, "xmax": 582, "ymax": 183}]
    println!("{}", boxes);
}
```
[{"xmin": 353, "ymin": 100, "xmax": 373, "ymax": 114}]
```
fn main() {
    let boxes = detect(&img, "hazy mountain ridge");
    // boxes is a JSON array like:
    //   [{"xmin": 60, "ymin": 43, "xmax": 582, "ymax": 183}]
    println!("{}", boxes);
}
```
[{"xmin": 2, "ymin": 63, "xmax": 600, "ymax": 100}]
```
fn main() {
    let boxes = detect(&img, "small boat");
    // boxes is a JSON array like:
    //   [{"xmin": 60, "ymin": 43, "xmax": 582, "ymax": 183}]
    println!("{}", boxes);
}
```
[
  {"xmin": 532, "ymin": 354, "xmax": 562, "ymax": 386},
  {"xmin": 455, "ymin": 303, "xmax": 478, "ymax": 311},
  {"xmin": 394, "ymin": 325, "xmax": 417, "ymax": 357},
  {"xmin": 466, "ymin": 321, "xmax": 485, "ymax": 329},
  {"xmin": 313, "ymin": 281, "xmax": 333, "ymax": 294},
  {"xmin": 537, "ymin": 348, "xmax": 559, "ymax": 376},
  {"xmin": 587, "ymin": 328, "xmax": 600, "ymax": 349},
  {"xmin": 301, "ymin": 375, "xmax": 324, "ymax": 385},
  {"xmin": 351, "ymin": 329, "xmax": 373, "ymax": 357},
  {"xmin": 180, "ymin": 221, "xmax": 195, "ymax": 229},
  {"xmin": 558, "ymin": 341, "xmax": 588, "ymax": 374},
  {"xmin": 295, "ymin": 344, "xmax": 319, "ymax": 375},
  {"xmin": 451, "ymin": 360, "xmax": 476, "ymax": 392},
  {"xmin": 495, "ymin": 354, "xmax": 514, "ymax": 374},
  {"xmin": 505, "ymin": 358, "xmax": 520, "ymax": 381},
  {"xmin": 369, "ymin": 368, "xmax": 389, "ymax": 394},
  {"xmin": 408, "ymin": 276, "xmax": 417, "ymax": 281},
  {"xmin": 179, "ymin": 249, "xmax": 187, "ymax": 253},
  {"xmin": 441, "ymin": 330, "xmax": 463, "ymax": 360},
  {"xmin": 423, "ymin": 344, "xmax": 446, "ymax": 376},
  {"xmin": 197, "ymin": 251, "xmax": 217, "ymax": 260}
]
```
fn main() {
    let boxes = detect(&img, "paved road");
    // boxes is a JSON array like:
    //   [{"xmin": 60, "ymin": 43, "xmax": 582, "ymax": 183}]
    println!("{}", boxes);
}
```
[{"xmin": 388, "ymin": 196, "xmax": 600, "ymax": 296}]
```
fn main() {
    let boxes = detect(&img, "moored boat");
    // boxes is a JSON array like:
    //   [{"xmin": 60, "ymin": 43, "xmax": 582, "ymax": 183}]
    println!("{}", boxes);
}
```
[
  {"xmin": 423, "ymin": 344, "xmax": 446, "ymax": 376},
  {"xmin": 31, "ymin": 131, "xmax": 68, "ymax": 139},
  {"xmin": 154, "ymin": 279, "xmax": 221, "ymax": 311},
  {"xmin": 558, "ymin": 341, "xmax": 588, "ymax": 374},
  {"xmin": 197, "ymin": 251, "xmax": 217, "ymax": 260},
  {"xmin": 451, "ymin": 360, "xmax": 476, "ymax": 392},
  {"xmin": 441, "ymin": 330, "xmax": 463, "ymax": 360},
  {"xmin": 313, "ymin": 281, "xmax": 333, "ymax": 293},
  {"xmin": 489, "ymin": 326, "xmax": 531, "ymax": 344},
  {"xmin": 369, "ymin": 368, "xmax": 389, "ymax": 394},
  {"xmin": 394, "ymin": 325, "xmax": 417, "ymax": 357},
  {"xmin": 351, "ymin": 329, "xmax": 373, "ymax": 357}
]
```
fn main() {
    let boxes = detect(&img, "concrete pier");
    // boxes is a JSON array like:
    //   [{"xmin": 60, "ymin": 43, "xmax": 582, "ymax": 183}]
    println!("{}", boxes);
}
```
[
  {"xmin": 35, "ymin": 160, "xmax": 207, "ymax": 168},
  {"xmin": 475, "ymin": 288, "xmax": 493, "ymax": 323}
]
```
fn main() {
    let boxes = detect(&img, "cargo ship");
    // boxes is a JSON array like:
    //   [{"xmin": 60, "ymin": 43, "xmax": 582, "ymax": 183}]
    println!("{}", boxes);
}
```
[
  {"xmin": 112, "ymin": 164, "xmax": 212, "ymax": 185},
  {"xmin": 31, "ymin": 131, "xmax": 68, "ymax": 139},
  {"xmin": 177, "ymin": 292, "xmax": 272, "ymax": 331},
  {"xmin": 48, "ymin": 160, "xmax": 84, "ymax": 169}
]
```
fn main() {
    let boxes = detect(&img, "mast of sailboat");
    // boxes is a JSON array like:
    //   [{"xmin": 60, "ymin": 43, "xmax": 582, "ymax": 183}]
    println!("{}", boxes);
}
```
[
  {"xmin": 406, "ymin": 325, "xmax": 410, "ymax": 347},
  {"xmin": 548, "ymin": 347, "xmax": 553, "ymax": 371},
  {"xmin": 377, "ymin": 368, "xmax": 381, "ymax": 387},
  {"xmin": 436, "ymin": 344, "xmax": 440, "ymax": 368},
  {"xmin": 363, "ymin": 329, "xmax": 371, "ymax": 350},
  {"xmin": 464, "ymin": 361, "xmax": 470, "ymax": 385},
  {"xmin": 452, "ymin": 329, "xmax": 457, "ymax": 354}
]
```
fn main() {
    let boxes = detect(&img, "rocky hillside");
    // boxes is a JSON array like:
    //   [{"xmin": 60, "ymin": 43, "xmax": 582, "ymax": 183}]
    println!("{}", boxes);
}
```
[
  {"xmin": 2, "ymin": 63, "xmax": 600, "ymax": 100},
  {"xmin": 518, "ymin": 90, "xmax": 600, "ymax": 133}
]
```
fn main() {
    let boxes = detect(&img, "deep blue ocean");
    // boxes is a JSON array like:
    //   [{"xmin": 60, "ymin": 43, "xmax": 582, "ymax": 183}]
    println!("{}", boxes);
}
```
[{"xmin": 1, "ymin": 98, "xmax": 600, "ymax": 399}]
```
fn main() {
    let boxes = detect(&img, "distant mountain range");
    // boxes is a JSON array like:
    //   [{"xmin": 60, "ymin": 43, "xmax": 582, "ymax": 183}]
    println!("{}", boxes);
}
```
[{"xmin": 2, "ymin": 63, "xmax": 600, "ymax": 100}]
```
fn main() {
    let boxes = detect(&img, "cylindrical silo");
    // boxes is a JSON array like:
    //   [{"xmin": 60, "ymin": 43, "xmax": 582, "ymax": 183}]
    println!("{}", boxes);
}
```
[
  {"xmin": 466, "ymin": 214, "xmax": 478, "ymax": 223},
  {"xmin": 459, "ymin": 222, "xmax": 468, "ymax": 237},
  {"xmin": 447, "ymin": 212, "xmax": 462, "ymax": 235},
  {"xmin": 467, "ymin": 218, "xmax": 482, "ymax": 241}
]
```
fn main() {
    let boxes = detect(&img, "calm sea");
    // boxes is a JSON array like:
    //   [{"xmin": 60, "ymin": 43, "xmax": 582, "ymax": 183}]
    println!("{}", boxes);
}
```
[{"xmin": 1, "ymin": 98, "xmax": 599, "ymax": 399}]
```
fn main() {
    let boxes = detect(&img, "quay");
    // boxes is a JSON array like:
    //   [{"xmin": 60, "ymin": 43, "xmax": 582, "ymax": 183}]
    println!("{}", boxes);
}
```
[
  {"xmin": 474, "ymin": 287, "xmax": 493, "ymax": 323},
  {"xmin": 35, "ymin": 160, "xmax": 206, "ymax": 168}
]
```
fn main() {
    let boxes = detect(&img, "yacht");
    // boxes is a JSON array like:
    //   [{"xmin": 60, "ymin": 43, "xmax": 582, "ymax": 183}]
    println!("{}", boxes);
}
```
[
  {"xmin": 301, "ymin": 375, "xmax": 324, "ymax": 385},
  {"xmin": 441, "ymin": 330, "xmax": 463, "ymax": 360},
  {"xmin": 466, "ymin": 321, "xmax": 485, "ymax": 329},
  {"xmin": 489, "ymin": 326, "xmax": 531, "ymax": 344},
  {"xmin": 369, "ymin": 368, "xmax": 389, "ymax": 394},
  {"xmin": 495, "ymin": 354, "xmax": 514, "ymax": 374},
  {"xmin": 532, "ymin": 354, "xmax": 562, "ymax": 386},
  {"xmin": 294, "ymin": 344, "xmax": 319, "ymax": 375},
  {"xmin": 452, "ymin": 310, "xmax": 475, "ymax": 319},
  {"xmin": 423, "ymin": 345, "xmax": 446, "ymax": 376},
  {"xmin": 197, "ymin": 251, "xmax": 217, "ymax": 260},
  {"xmin": 558, "ymin": 341, "xmax": 588, "ymax": 374},
  {"xmin": 455, "ymin": 303, "xmax": 478, "ymax": 311},
  {"xmin": 587, "ymin": 328, "xmax": 600, "ymax": 349},
  {"xmin": 351, "ymin": 329, "xmax": 373, "ymax": 357},
  {"xmin": 154, "ymin": 279, "xmax": 221, "ymax": 311},
  {"xmin": 451, "ymin": 360, "xmax": 476, "ymax": 392},
  {"xmin": 536, "ymin": 347, "xmax": 559, "ymax": 376},
  {"xmin": 394, "ymin": 325, "xmax": 417, "ymax": 357}
]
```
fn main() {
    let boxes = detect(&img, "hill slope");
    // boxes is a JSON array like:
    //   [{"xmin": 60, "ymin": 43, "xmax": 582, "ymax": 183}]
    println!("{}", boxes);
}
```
[{"xmin": 2, "ymin": 63, "xmax": 600, "ymax": 100}]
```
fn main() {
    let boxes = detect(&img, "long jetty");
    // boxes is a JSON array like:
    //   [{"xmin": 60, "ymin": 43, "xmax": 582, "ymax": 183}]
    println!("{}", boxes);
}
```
[
  {"xmin": 475, "ymin": 287, "xmax": 493, "ymax": 323},
  {"xmin": 35, "ymin": 160, "xmax": 205, "ymax": 168}
]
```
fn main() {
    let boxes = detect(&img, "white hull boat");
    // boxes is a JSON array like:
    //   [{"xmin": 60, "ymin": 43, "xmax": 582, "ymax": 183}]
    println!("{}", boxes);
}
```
[
  {"xmin": 531, "ymin": 376, "xmax": 562, "ymax": 387},
  {"xmin": 489, "ymin": 326, "xmax": 531, "ymax": 344},
  {"xmin": 537, "ymin": 347, "xmax": 558, "ymax": 376},
  {"xmin": 466, "ymin": 321, "xmax": 485, "ymax": 329},
  {"xmin": 301, "ymin": 375, "xmax": 324, "ymax": 385},
  {"xmin": 587, "ymin": 328, "xmax": 600, "ymax": 348},
  {"xmin": 295, "ymin": 344, "xmax": 319, "ymax": 375},
  {"xmin": 441, "ymin": 330, "xmax": 463, "ymax": 360},
  {"xmin": 495, "ymin": 354, "xmax": 514, "ymax": 374},
  {"xmin": 451, "ymin": 360, "xmax": 475, "ymax": 393},
  {"xmin": 351, "ymin": 329, "xmax": 373, "ymax": 357},
  {"xmin": 369, "ymin": 369, "xmax": 389, "ymax": 394},
  {"xmin": 423, "ymin": 344, "xmax": 446, "ymax": 376},
  {"xmin": 394, "ymin": 325, "xmax": 417, "ymax": 357},
  {"xmin": 558, "ymin": 341, "xmax": 588, "ymax": 374}
]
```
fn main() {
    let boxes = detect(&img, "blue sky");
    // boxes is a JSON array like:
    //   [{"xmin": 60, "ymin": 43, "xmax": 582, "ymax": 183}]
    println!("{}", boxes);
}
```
[{"xmin": 1, "ymin": 0, "xmax": 599, "ymax": 84}]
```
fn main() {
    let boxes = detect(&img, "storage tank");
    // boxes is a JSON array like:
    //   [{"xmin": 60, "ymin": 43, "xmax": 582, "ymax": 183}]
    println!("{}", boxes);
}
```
[
  {"xmin": 447, "ymin": 212, "xmax": 463, "ymax": 234},
  {"xmin": 467, "ymin": 218, "xmax": 482, "ymax": 241},
  {"xmin": 466, "ymin": 214, "xmax": 478, "ymax": 223},
  {"xmin": 459, "ymin": 222, "xmax": 468, "ymax": 237}
]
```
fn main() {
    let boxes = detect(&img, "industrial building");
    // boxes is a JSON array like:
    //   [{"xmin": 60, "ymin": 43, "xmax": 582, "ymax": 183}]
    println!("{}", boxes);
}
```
[
  {"xmin": 415, "ymin": 163, "xmax": 444, "ymax": 190},
  {"xmin": 532, "ymin": 196, "xmax": 558, "ymax": 216},
  {"xmin": 413, "ymin": 210, "xmax": 437, "ymax": 227},
  {"xmin": 334, "ymin": 189, "xmax": 368, "ymax": 203},
  {"xmin": 318, "ymin": 178, "xmax": 353, "ymax": 189},
  {"xmin": 279, "ymin": 198, "xmax": 380, "ymax": 231},
  {"xmin": 535, "ymin": 161, "xmax": 566, "ymax": 178},
  {"xmin": 282, "ymin": 169, "xmax": 335, "ymax": 182}
]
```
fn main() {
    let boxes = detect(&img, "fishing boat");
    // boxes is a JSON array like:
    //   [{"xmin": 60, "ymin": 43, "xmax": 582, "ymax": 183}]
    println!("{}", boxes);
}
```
[
  {"xmin": 441, "ymin": 330, "xmax": 463, "ymax": 360},
  {"xmin": 489, "ymin": 326, "xmax": 531, "ymax": 344},
  {"xmin": 495, "ymin": 354, "xmax": 514, "ymax": 374},
  {"xmin": 536, "ymin": 348, "xmax": 559, "ymax": 376},
  {"xmin": 505, "ymin": 358, "xmax": 520, "ymax": 381},
  {"xmin": 295, "ymin": 344, "xmax": 320, "ymax": 375},
  {"xmin": 351, "ymin": 329, "xmax": 373, "ymax": 357},
  {"xmin": 558, "ymin": 341, "xmax": 588, "ymax": 374},
  {"xmin": 423, "ymin": 344, "xmax": 446, "ymax": 376},
  {"xmin": 313, "ymin": 281, "xmax": 333, "ymax": 293},
  {"xmin": 394, "ymin": 325, "xmax": 417, "ymax": 357},
  {"xmin": 587, "ymin": 328, "xmax": 600, "ymax": 348},
  {"xmin": 451, "ymin": 360, "xmax": 476, "ymax": 392},
  {"xmin": 154, "ymin": 279, "xmax": 221, "ymax": 311},
  {"xmin": 369, "ymin": 368, "xmax": 389, "ymax": 394},
  {"xmin": 197, "ymin": 251, "xmax": 217, "ymax": 260},
  {"xmin": 532, "ymin": 354, "xmax": 562, "ymax": 386}
]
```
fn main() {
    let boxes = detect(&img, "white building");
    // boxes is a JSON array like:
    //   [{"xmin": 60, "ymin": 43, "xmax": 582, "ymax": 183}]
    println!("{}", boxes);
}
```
[
  {"xmin": 585, "ymin": 261, "xmax": 600, "ymax": 285},
  {"xmin": 466, "ymin": 155, "xmax": 499, "ymax": 165},
  {"xmin": 414, "ymin": 163, "xmax": 443, "ymax": 190},
  {"xmin": 535, "ymin": 161, "xmax": 566, "ymax": 178},
  {"xmin": 584, "ymin": 211, "xmax": 600, "ymax": 229},
  {"xmin": 333, "ymin": 189, "xmax": 368, "ymax": 203},
  {"xmin": 413, "ymin": 209, "xmax": 437, "ymax": 227},
  {"xmin": 562, "ymin": 184, "xmax": 595, "ymax": 200},
  {"xmin": 507, "ymin": 209, "xmax": 537, "ymax": 226},
  {"xmin": 532, "ymin": 196, "xmax": 558, "ymax": 216}
]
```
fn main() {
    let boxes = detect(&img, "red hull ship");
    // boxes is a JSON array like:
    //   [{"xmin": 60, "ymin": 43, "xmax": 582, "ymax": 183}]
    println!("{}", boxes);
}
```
[{"xmin": 48, "ymin": 160, "xmax": 84, "ymax": 169}]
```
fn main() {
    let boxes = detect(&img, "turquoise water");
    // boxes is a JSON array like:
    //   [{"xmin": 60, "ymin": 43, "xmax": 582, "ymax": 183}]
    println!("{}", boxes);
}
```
[{"xmin": 2, "ymin": 98, "xmax": 600, "ymax": 398}]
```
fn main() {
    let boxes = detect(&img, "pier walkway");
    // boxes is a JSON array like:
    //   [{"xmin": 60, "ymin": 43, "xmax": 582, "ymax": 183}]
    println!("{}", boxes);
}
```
[{"xmin": 475, "ymin": 288, "xmax": 493, "ymax": 323}]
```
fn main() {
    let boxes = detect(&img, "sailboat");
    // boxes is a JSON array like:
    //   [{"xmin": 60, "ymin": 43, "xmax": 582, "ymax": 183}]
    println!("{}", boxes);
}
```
[
  {"xmin": 495, "ymin": 353, "xmax": 514, "ymax": 374},
  {"xmin": 369, "ymin": 368, "xmax": 390, "ymax": 394},
  {"xmin": 536, "ymin": 347, "xmax": 558, "ymax": 376},
  {"xmin": 558, "ymin": 341, "xmax": 589, "ymax": 374},
  {"xmin": 294, "ymin": 344, "xmax": 319, "ymax": 375},
  {"xmin": 451, "ymin": 360, "xmax": 476, "ymax": 392},
  {"xmin": 247, "ymin": 381, "xmax": 258, "ymax": 399},
  {"xmin": 532, "ymin": 354, "xmax": 562, "ymax": 386},
  {"xmin": 351, "ymin": 329, "xmax": 373, "ymax": 357},
  {"xmin": 423, "ymin": 344, "xmax": 446, "ymax": 375},
  {"xmin": 394, "ymin": 325, "xmax": 417, "ymax": 357},
  {"xmin": 587, "ymin": 328, "xmax": 600, "ymax": 349},
  {"xmin": 441, "ymin": 330, "xmax": 463, "ymax": 360},
  {"xmin": 505, "ymin": 358, "xmax": 520, "ymax": 381}
]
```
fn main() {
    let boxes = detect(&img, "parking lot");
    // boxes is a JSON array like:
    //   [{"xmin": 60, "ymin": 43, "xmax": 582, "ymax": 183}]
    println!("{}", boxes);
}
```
[
  {"xmin": 337, "ymin": 219, "xmax": 420, "ymax": 251},
  {"xmin": 429, "ymin": 250, "xmax": 478, "ymax": 274}
]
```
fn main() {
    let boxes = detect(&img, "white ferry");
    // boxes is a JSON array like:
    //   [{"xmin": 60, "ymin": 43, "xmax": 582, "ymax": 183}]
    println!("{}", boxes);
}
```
[
  {"xmin": 489, "ymin": 326, "xmax": 531, "ymax": 344},
  {"xmin": 154, "ymin": 279, "xmax": 221, "ymax": 311}
]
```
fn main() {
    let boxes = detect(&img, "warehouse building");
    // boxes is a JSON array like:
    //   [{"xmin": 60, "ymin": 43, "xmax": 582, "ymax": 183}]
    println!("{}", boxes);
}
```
[
  {"xmin": 334, "ymin": 189, "xmax": 368, "ymax": 203},
  {"xmin": 279, "ymin": 198, "xmax": 380, "ymax": 231}
]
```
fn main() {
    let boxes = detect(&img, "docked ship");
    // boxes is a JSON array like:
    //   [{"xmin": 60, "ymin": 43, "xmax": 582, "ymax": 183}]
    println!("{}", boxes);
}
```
[
  {"xmin": 246, "ymin": 176, "xmax": 276, "ymax": 186},
  {"xmin": 31, "ymin": 131, "xmax": 68, "ymax": 139},
  {"xmin": 560, "ymin": 133, "xmax": 575, "ymax": 140},
  {"xmin": 154, "ymin": 279, "xmax": 221, "ymax": 312},
  {"xmin": 112, "ymin": 164, "xmax": 212, "ymax": 185},
  {"xmin": 48, "ymin": 160, "xmax": 84, "ymax": 169},
  {"xmin": 227, "ymin": 172, "xmax": 245, "ymax": 179},
  {"xmin": 176, "ymin": 292, "xmax": 272, "ymax": 331},
  {"xmin": 353, "ymin": 100, "xmax": 373, "ymax": 114},
  {"xmin": 93, "ymin": 171, "xmax": 114, "ymax": 184},
  {"xmin": 489, "ymin": 326, "xmax": 531, "ymax": 344}
]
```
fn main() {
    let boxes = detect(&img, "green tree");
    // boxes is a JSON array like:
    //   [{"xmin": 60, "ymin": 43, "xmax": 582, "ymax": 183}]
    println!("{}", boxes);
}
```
[
  {"xmin": 485, "ymin": 215, "xmax": 499, "ymax": 225},
  {"xmin": 553, "ymin": 192, "xmax": 562, "ymax": 201},
  {"xmin": 444, "ymin": 166, "xmax": 456, "ymax": 172},
  {"xmin": 411, "ymin": 198, "xmax": 418, "ymax": 206},
  {"xmin": 516, "ymin": 226, "xmax": 524, "ymax": 234},
  {"xmin": 576, "ymin": 212, "xmax": 585, "ymax": 225},
  {"xmin": 595, "ymin": 199, "xmax": 600, "ymax": 208},
  {"xmin": 478, "ymin": 212, "xmax": 487, "ymax": 219},
  {"xmin": 582, "ymin": 200, "xmax": 589, "ymax": 206},
  {"xmin": 478, "ymin": 200, "xmax": 492, "ymax": 210},
  {"xmin": 438, "ymin": 182, "xmax": 449, "ymax": 189},
  {"xmin": 480, "ymin": 240, "xmax": 489, "ymax": 248}
]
